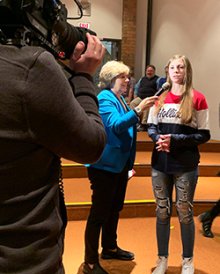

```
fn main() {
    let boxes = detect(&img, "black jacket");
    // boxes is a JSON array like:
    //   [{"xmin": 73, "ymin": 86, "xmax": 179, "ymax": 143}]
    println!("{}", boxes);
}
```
[{"xmin": 137, "ymin": 75, "xmax": 159, "ymax": 99}]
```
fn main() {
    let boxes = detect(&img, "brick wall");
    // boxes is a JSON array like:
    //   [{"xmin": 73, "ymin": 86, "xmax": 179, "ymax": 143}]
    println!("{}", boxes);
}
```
[{"xmin": 121, "ymin": 0, "xmax": 137, "ymax": 72}]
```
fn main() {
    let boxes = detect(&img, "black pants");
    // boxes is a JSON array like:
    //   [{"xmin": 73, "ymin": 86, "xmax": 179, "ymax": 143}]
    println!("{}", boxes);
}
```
[
  {"xmin": 84, "ymin": 165, "xmax": 129, "ymax": 264},
  {"xmin": 210, "ymin": 199, "xmax": 220, "ymax": 220}
]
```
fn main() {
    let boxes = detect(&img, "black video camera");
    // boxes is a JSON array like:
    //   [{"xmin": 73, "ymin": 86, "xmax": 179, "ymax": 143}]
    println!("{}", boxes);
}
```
[{"xmin": 0, "ymin": 0, "xmax": 96, "ymax": 59}]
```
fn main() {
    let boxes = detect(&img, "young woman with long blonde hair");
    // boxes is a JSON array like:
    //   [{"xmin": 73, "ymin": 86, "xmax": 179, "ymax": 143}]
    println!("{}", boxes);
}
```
[{"xmin": 147, "ymin": 55, "xmax": 210, "ymax": 274}]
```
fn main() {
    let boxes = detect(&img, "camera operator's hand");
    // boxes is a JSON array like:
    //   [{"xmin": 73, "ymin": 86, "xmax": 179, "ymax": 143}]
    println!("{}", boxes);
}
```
[{"xmin": 69, "ymin": 33, "xmax": 106, "ymax": 75}]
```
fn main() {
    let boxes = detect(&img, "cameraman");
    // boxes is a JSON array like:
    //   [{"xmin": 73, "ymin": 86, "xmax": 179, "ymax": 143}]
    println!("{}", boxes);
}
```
[{"xmin": 0, "ymin": 22, "xmax": 106, "ymax": 274}]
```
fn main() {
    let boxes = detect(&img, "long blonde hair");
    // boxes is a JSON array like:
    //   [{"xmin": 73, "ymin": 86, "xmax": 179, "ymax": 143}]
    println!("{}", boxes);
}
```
[{"xmin": 156, "ymin": 55, "xmax": 194, "ymax": 124}]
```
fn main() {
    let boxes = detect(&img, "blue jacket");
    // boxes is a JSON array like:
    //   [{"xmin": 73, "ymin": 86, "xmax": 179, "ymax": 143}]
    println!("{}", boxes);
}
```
[{"xmin": 90, "ymin": 89, "xmax": 139, "ymax": 173}]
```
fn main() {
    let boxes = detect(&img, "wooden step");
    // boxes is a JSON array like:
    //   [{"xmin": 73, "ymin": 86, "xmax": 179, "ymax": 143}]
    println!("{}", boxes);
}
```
[
  {"xmin": 62, "ymin": 164, "xmax": 220, "ymax": 178},
  {"xmin": 136, "ymin": 140, "xmax": 220, "ymax": 152},
  {"xmin": 62, "ymin": 131, "xmax": 220, "ymax": 220},
  {"xmin": 61, "ymin": 139, "xmax": 220, "ymax": 177},
  {"xmin": 136, "ymin": 132, "xmax": 220, "ymax": 152},
  {"xmin": 61, "ymin": 162, "xmax": 220, "ymax": 178},
  {"xmin": 64, "ymin": 177, "xmax": 219, "ymax": 204},
  {"xmin": 66, "ymin": 201, "xmax": 216, "ymax": 221},
  {"xmin": 64, "ymin": 176, "xmax": 219, "ymax": 220}
]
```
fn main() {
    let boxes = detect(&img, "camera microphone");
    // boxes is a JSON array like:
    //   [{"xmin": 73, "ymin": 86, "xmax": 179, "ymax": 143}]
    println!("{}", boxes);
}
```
[{"xmin": 155, "ymin": 82, "xmax": 170, "ymax": 96}]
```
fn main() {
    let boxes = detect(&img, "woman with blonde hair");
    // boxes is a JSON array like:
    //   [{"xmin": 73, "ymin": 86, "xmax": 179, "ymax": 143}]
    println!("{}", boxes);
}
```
[
  {"xmin": 83, "ymin": 60, "xmax": 158, "ymax": 274},
  {"xmin": 147, "ymin": 55, "xmax": 210, "ymax": 274}
]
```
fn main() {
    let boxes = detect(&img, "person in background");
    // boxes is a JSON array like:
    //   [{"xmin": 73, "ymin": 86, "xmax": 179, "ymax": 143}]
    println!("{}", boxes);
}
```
[
  {"xmin": 147, "ymin": 54, "xmax": 210, "ymax": 274},
  {"xmin": 133, "ymin": 79, "xmax": 140, "ymax": 98},
  {"xmin": 0, "ymin": 22, "xmax": 106, "ymax": 274},
  {"xmin": 198, "ymin": 199, "xmax": 220, "ymax": 238},
  {"xmin": 83, "ymin": 60, "xmax": 158, "ymax": 274},
  {"xmin": 137, "ymin": 65, "xmax": 159, "ymax": 98},
  {"xmin": 156, "ymin": 65, "xmax": 168, "ymax": 90},
  {"xmin": 130, "ymin": 65, "xmax": 159, "ymax": 131}
]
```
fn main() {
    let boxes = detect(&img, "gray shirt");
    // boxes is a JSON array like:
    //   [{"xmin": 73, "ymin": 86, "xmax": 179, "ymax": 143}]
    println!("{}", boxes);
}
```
[{"xmin": 0, "ymin": 45, "xmax": 106, "ymax": 273}]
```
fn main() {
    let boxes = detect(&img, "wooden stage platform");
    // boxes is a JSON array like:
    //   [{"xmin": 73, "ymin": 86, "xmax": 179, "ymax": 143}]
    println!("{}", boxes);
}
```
[{"xmin": 61, "ymin": 132, "xmax": 220, "ymax": 220}]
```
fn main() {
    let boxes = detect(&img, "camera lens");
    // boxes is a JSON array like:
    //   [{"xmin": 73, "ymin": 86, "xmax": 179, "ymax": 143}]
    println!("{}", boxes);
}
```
[{"xmin": 53, "ymin": 21, "xmax": 96, "ymax": 59}]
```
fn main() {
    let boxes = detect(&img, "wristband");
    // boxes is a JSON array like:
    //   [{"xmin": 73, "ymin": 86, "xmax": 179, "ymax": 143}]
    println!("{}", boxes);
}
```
[{"xmin": 134, "ymin": 106, "xmax": 142, "ymax": 116}]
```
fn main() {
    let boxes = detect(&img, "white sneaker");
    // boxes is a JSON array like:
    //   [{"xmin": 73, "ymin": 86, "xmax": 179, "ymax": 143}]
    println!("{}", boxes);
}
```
[
  {"xmin": 181, "ymin": 258, "xmax": 194, "ymax": 274},
  {"xmin": 152, "ymin": 256, "xmax": 168, "ymax": 274}
]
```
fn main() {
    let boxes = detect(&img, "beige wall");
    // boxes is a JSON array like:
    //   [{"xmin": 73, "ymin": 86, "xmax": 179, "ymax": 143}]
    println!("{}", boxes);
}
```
[
  {"xmin": 150, "ymin": 0, "xmax": 220, "ymax": 139},
  {"xmin": 135, "ymin": 0, "xmax": 148, "ymax": 79},
  {"xmin": 62, "ymin": 0, "xmax": 219, "ymax": 139},
  {"xmin": 62, "ymin": 0, "xmax": 123, "ymax": 39}
]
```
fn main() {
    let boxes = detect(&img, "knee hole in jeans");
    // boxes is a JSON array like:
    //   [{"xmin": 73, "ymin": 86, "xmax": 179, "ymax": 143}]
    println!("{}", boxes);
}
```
[
  {"xmin": 156, "ymin": 197, "xmax": 171, "ymax": 222},
  {"xmin": 176, "ymin": 200, "xmax": 193, "ymax": 224}
]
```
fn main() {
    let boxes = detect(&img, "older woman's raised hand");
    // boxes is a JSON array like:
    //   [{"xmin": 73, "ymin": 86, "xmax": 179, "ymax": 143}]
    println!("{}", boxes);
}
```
[{"xmin": 138, "ymin": 95, "xmax": 158, "ymax": 112}]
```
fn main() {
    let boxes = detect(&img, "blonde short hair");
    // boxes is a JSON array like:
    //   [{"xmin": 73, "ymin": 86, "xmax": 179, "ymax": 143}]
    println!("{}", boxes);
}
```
[{"xmin": 98, "ymin": 60, "xmax": 130, "ymax": 89}]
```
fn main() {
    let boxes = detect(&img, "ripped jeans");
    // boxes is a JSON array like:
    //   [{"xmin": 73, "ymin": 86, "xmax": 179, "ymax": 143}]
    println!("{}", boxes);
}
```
[{"xmin": 152, "ymin": 168, "xmax": 198, "ymax": 258}]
